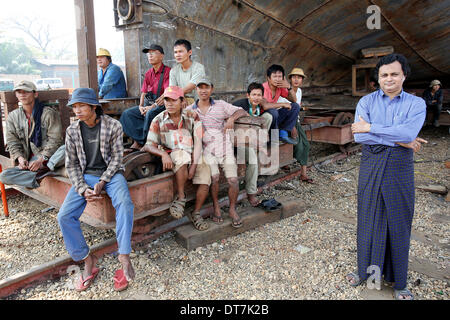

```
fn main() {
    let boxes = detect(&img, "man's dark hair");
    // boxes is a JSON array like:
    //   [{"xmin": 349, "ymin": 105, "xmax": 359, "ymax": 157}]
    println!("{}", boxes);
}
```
[
  {"xmin": 374, "ymin": 53, "xmax": 410, "ymax": 80},
  {"xmin": 94, "ymin": 105, "xmax": 104, "ymax": 117},
  {"xmin": 266, "ymin": 64, "xmax": 285, "ymax": 78},
  {"xmin": 247, "ymin": 82, "xmax": 264, "ymax": 95},
  {"xmin": 174, "ymin": 39, "xmax": 192, "ymax": 52}
]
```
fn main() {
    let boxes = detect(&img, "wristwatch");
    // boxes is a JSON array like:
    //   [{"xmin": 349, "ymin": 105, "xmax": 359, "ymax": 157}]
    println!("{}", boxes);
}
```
[{"xmin": 42, "ymin": 155, "xmax": 49, "ymax": 161}]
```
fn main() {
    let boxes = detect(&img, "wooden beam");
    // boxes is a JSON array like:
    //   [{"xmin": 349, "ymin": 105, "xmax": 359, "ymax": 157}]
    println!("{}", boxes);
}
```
[{"xmin": 74, "ymin": 0, "xmax": 98, "ymax": 92}]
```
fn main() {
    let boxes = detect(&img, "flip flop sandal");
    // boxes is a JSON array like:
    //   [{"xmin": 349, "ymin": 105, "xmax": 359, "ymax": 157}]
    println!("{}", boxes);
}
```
[
  {"xmin": 346, "ymin": 272, "xmax": 365, "ymax": 287},
  {"xmin": 260, "ymin": 199, "xmax": 277, "ymax": 211},
  {"xmin": 188, "ymin": 211, "xmax": 209, "ymax": 231},
  {"xmin": 124, "ymin": 147, "xmax": 141, "ymax": 154},
  {"xmin": 261, "ymin": 199, "xmax": 282, "ymax": 211},
  {"xmin": 270, "ymin": 199, "xmax": 282, "ymax": 209},
  {"xmin": 169, "ymin": 196, "xmax": 186, "ymax": 219},
  {"xmin": 394, "ymin": 288, "xmax": 414, "ymax": 300},
  {"xmin": 300, "ymin": 177, "xmax": 315, "ymax": 184},
  {"xmin": 75, "ymin": 267, "xmax": 100, "ymax": 292},
  {"xmin": 231, "ymin": 218, "xmax": 243, "ymax": 228},
  {"xmin": 113, "ymin": 269, "xmax": 129, "ymax": 292},
  {"xmin": 210, "ymin": 211, "xmax": 224, "ymax": 225}
]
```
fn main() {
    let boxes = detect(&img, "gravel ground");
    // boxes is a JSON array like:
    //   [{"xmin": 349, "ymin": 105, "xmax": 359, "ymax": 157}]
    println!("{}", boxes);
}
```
[{"xmin": 0, "ymin": 126, "xmax": 448, "ymax": 300}]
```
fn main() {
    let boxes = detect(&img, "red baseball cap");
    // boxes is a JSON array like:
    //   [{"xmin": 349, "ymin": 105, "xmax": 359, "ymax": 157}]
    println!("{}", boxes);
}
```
[{"xmin": 163, "ymin": 86, "xmax": 184, "ymax": 100}]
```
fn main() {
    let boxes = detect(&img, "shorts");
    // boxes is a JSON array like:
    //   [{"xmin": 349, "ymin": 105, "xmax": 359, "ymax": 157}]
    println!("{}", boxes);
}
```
[
  {"xmin": 204, "ymin": 153, "xmax": 238, "ymax": 179},
  {"xmin": 171, "ymin": 149, "xmax": 211, "ymax": 186}
]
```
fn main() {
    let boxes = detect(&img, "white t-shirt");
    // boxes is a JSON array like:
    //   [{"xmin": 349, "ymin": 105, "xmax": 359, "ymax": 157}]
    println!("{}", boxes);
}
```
[
  {"xmin": 169, "ymin": 61, "xmax": 206, "ymax": 100},
  {"xmin": 278, "ymin": 88, "xmax": 302, "ymax": 107}
]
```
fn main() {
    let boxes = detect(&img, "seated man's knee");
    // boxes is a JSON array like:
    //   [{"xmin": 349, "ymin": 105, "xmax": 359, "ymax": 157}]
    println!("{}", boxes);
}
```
[
  {"xmin": 0, "ymin": 170, "xmax": 17, "ymax": 185},
  {"xmin": 266, "ymin": 109, "xmax": 279, "ymax": 120},
  {"xmin": 291, "ymin": 103, "xmax": 300, "ymax": 114},
  {"xmin": 57, "ymin": 209, "xmax": 70, "ymax": 226},
  {"xmin": 211, "ymin": 175, "xmax": 220, "ymax": 184},
  {"xmin": 227, "ymin": 177, "xmax": 238, "ymax": 187}
]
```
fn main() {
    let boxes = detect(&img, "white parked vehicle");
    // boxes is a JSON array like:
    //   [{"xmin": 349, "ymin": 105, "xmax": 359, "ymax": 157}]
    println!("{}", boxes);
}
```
[{"xmin": 35, "ymin": 78, "xmax": 64, "ymax": 90}]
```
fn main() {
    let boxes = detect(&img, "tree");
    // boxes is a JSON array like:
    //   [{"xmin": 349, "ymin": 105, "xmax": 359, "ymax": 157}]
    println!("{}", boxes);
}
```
[
  {"xmin": 6, "ymin": 16, "xmax": 74, "ymax": 60},
  {"xmin": 0, "ymin": 40, "xmax": 41, "ymax": 74}
]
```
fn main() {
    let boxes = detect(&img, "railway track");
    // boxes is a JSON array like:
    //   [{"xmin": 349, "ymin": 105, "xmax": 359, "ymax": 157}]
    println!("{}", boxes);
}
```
[{"xmin": 0, "ymin": 144, "xmax": 361, "ymax": 299}]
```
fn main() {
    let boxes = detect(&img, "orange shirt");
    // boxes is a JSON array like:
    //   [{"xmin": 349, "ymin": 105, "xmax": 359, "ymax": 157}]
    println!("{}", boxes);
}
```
[{"xmin": 262, "ymin": 82, "xmax": 289, "ymax": 103}]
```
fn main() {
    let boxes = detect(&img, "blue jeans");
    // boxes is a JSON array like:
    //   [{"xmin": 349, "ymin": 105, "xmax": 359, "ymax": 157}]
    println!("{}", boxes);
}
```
[
  {"xmin": 57, "ymin": 173, "xmax": 134, "ymax": 261},
  {"xmin": 119, "ymin": 104, "xmax": 166, "ymax": 146},
  {"xmin": 265, "ymin": 103, "xmax": 300, "ymax": 132},
  {"xmin": 0, "ymin": 144, "xmax": 66, "ymax": 189}
]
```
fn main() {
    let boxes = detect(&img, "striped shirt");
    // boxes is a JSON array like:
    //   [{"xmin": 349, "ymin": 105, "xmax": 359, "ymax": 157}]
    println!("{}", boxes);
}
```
[
  {"xmin": 146, "ymin": 109, "xmax": 203, "ymax": 153},
  {"xmin": 65, "ymin": 115, "xmax": 124, "ymax": 196},
  {"xmin": 187, "ymin": 99, "xmax": 243, "ymax": 158}
]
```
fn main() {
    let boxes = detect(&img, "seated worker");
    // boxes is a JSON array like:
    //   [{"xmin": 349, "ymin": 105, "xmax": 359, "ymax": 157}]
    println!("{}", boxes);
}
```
[
  {"xmin": 0, "ymin": 80, "xmax": 65, "ymax": 189},
  {"xmin": 278, "ymin": 68, "xmax": 313, "ymax": 183},
  {"xmin": 120, "ymin": 44, "xmax": 170, "ymax": 151},
  {"xmin": 187, "ymin": 78, "xmax": 248, "ymax": 228},
  {"xmin": 169, "ymin": 39, "xmax": 206, "ymax": 106},
  {"xmin": 58, "ymin": 88, "xmax": 134, "ymax": 292},
  {"xmin": 262, "ymin": 64, "xmax": 301, "ymax": 145},
  {"xmin": 97, "ymin": 48, "xmax": 127, "ymax": 99},
  {"xmin": 142, "ymin": 86, "xmax": 210, "ymax": 231},
  {"xmin": 422, "ymin": 80, "xmax": 443, "ymax": 127},
  {"xmin": 232, "ymin": 82, "xmax": 273, "ymax": 207}
]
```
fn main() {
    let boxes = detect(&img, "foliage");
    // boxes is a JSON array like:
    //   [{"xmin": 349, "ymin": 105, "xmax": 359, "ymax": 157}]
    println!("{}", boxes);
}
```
[{"xmin": 0, "ymin": 40, "xmax": 41, "ymax": 75}]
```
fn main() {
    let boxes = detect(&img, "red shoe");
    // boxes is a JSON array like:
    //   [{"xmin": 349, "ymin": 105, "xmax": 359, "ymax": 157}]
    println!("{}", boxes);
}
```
[{"xmin": 113, "ymin": 269, "xmax": 129, "ymax": 291}]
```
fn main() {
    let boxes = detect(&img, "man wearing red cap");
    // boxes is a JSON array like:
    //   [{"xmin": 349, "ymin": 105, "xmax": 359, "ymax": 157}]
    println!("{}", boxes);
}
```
[{"xmin": 142, "ymin": 86, "xmax": 210, "ymax": 231}]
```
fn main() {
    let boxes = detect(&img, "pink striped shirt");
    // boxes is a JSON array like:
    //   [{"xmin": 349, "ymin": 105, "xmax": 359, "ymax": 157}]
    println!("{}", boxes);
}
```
[{"xmin": 187, "ymin": 99, "xmax": 243, "ymax": 158}]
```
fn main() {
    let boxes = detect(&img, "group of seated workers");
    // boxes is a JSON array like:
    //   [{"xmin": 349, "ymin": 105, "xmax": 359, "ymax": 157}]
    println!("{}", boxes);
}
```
[{"xmin": 0, "ymin": 38, "xmax": 312, "ymax": 292}]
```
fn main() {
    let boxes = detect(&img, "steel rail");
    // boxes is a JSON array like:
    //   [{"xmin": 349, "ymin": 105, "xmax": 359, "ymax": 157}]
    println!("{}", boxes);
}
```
[{"xmin": 0, "ymin": 146, "xmax": 361, "ymax": 299}]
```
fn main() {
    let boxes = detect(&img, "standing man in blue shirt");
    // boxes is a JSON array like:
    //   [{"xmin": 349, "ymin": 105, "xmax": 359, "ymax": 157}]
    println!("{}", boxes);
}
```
[
  {"xmin": 97, "ymin": 48, "xmax": 127, "ymax": 99},
  {"xmin": 348, "ymin": 53, "xmax": 427, "ymax": 300}
]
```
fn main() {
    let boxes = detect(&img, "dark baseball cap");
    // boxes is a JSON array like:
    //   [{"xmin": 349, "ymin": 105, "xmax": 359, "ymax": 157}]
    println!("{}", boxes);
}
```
[{"xmin": 142, "ymin": 44, "xmax": 164, "ymax": 54}]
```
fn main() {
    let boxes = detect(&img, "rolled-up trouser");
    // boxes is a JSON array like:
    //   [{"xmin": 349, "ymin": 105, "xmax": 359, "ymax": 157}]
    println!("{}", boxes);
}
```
[
  {"xmin": 57, "ymin": 173, "xmax": 134, "ymax": 262},
  {"xmin": 236, "ymin": 146, "xmax": 258, "ymax": 194},
  {"xmin": 120, "ymin": 104, "xmax": 166, "ymax": 146},
  {"xmin": 0, "ymin": 144, "xmax": 66, "ymax": 189}
]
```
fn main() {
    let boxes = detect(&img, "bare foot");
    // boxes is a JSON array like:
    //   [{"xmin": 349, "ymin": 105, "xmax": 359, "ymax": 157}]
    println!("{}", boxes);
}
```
[
  {"xmin": 81, "ymin": 254, "xmax": 98, "ymax": 280},
  {"xmin": 248, "ymin": 194, "xmax": 260, "ymax": 207},
  {"xmin": 118, "ymin": 254, "xmax": 135, "ymax": 281},
  {"xmin": 210, "ymin": 206, "xmax": 224, "ymax": 223},
  {"xmin": 130, "ymin": 141, "xmax": 143, "ymax": 150},
  {"xmin": 228, "ymin": 207, "xmax": 242, "ymax": 227}
]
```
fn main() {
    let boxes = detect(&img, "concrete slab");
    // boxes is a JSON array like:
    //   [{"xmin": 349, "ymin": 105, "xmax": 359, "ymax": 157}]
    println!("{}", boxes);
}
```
[
  {"xmin": 175, "ymin": 198, "xmax": 308, "ymax": 251},
  {"xmin": 360, "ymin": 282, "xmax": 396, "ymax": 300}
]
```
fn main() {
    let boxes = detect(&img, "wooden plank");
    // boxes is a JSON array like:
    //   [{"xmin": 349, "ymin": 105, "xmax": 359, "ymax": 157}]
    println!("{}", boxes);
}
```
[
  {"xmin": 175, "ymin": 198, "xmax": 308, "ymax": 251},
  {"xmin": 74, "ymin": 0, "xmax": 98, "ymax": 92},
  {"xmin": 361, "ymin": 46, "xmax": 394, "ymax": 58}
]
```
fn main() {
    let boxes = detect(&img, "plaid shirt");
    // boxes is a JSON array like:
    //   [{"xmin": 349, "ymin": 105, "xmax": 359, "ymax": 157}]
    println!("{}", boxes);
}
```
[
  {"xmin": 146, "ymin": 109, "xmax": 203, "ymax": 153},
  {"xmin": 65, "ymin": 115, "xmax": 124, "ymax": 196}
]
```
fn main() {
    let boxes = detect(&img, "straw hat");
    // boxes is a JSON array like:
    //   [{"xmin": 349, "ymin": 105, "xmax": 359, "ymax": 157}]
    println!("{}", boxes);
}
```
[
  {"xmin": 96, "ymin": 48, "xmax": 112, "ymax": 57},
  {"xmin": 429, "ymin": 79, "xmax": 441, "ymax": 87},
  {"xmin": 288, "ymin": 68, "xmax": 307, "ymax": 79}
]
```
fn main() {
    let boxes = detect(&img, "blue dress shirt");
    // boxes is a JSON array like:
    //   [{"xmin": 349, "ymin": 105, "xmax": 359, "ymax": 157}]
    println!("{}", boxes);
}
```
[
  {"xmin": 354, "ymin": 89, "xmax": 426, "ymax": 147},
  {"xmin": 98, "ymin": 63, "xmax": 127, "ymax": 99}
]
